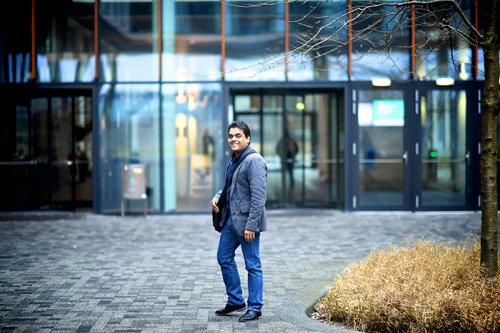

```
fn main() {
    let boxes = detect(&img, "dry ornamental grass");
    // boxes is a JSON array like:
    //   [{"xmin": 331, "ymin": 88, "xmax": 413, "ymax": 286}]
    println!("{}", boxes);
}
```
[{"xmin": 315, "ymin": 239, "xmax": 500, "ymax": 333}]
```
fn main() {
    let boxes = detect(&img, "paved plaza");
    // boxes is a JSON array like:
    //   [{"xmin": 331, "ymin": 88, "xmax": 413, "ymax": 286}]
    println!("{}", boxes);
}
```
[{"xmin": 0, "ymin": 210, "xmax": 481, "ymax": 333}]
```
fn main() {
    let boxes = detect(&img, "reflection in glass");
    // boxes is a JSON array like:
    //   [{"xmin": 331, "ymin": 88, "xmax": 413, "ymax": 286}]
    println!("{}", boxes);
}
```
[
  {"xmin": 351, "ymin": 1, "xmax": 410, "ymax": 80},
  {"xmin": 303, "ymin": 94, "xmax": 336, "ymax": 205},
  {"xmin": 263, "ymin": 113, "xmax": 283, "ymax": 202},
  {"xmin": 420, "ymin": 90, "xmax": 467, "ymax": 206},
  {"xmin": 51, "ymin": 97, "xmax": 74, "ymax": 208},
  {"xmin": 10, "ymin": 99, "xmax": 50, "ymax": 209},
  {"xmin": 99, "ymin": 84, "xmax": 161, "ymax": 213},
  {"xmin": 235, "ymin": 115, "xmax": 262, "ymax": 157},
  {"xmin": 0, "ymin": 94, "xmax": 92, "ymax": 211},
  {"xmin": 162, "ymin": 1, "xmax": 221, "ymax": 81},
  {"xmin": 0, "ymin": 0, "xmax": 31, "ymax": 83},
  {"xmin": 415, "ymin": 3, "xmax": 472, "ymax": 80},
  {"xmin": 234, "ymin": 95, "xmax": 260, "ymax": 112},
  {"xmin": 288, "ymin": 1, "xmax": 348, "ymax": 81},
  {"xmin": 74, "ymin": 96, "xmax": 93, "ymax": 208},
  {"xmin": 358, "ymin": 90, "xmax": 405, "ymax": 207},
  {"xmin": 36, "ymin": 1, "xmax": 95, "ymax": 82},
  {"xmin": 100, "ymin": 1, "xmax": 158, "ymax": 82},
  {"xmin": 233, "ymin": 92, "xmax": 340, "ymax": 208},
  {"xmin": 225, "ymin": 1, "xmax": 285, "ymax": 81},
  {"xmin": 162, "ymin": 83, "xmax": 223, "ymax": 212},
  {"xmin": 263, "ymin": 95, "xmax": 283, "ymax": 113},
  {"xmin": 32, "ymin": 99, "xmax": 51, "ymax": 206}
]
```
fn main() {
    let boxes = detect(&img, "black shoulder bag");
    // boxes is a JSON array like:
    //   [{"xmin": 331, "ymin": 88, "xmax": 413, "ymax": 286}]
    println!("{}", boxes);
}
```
[{"xmin": 212, "ymin": 151, "xmax": 255, "ymax": 232}]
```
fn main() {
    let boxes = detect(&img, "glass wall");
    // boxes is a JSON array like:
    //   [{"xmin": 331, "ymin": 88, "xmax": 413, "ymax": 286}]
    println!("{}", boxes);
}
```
[
  {"xmin": 288, "ymin": 1, "xmax": 348, "ymax": 81},
  {"xmin": 99, "ymin": 84, "xmax": 161, "ymax": 214},
  {"xmin": 162, "ymin": 1, "xmax": 221, "ymax": 81},
  {"xmin": 100, "ymin": 0, "xmax": 158, "ymax": 82},
  {"xmin": 36, "ymin": 0, "xmax": 95, "ymax": 82},
  {"xmin": 97, "ymin": 82, "xmax": 224, "ymax": 214},
  {"xmin": 225, "ymin": 1, "xmax": 285, "ymax": 81},
  {"xmin": 162, "ymin": 83, "xmax": 224, "ymax": 212}
]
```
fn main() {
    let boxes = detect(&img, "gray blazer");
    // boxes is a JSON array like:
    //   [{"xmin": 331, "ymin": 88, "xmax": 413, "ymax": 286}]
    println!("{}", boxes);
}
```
[{"xmin": 214, "ymin": 146, "xmax": 267, "ymax": 236}]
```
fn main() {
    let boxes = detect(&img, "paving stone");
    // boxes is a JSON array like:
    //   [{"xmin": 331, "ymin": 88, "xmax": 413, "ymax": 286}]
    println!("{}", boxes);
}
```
[{"xmin": 0, "ymin": 210, "xmax": 482, "ymax": 332}]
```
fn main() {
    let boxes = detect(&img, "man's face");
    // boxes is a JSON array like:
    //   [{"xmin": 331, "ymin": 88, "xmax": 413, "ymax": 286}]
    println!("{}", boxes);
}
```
[{"xmin": 228, "ymin": 127, "xmax": 250, "ymax": 154}]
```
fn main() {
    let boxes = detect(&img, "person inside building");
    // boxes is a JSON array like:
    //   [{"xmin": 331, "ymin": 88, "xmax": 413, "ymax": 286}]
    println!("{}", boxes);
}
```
[{"xmin": 276, "ymin": 130, "xmax": 299, "ymax": 189}]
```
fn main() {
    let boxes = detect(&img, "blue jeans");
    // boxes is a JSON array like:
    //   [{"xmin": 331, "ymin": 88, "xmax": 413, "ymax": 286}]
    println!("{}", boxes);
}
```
[{"xmin": 217, "ymin": 217, "xmax": 263, "ymax": 312}]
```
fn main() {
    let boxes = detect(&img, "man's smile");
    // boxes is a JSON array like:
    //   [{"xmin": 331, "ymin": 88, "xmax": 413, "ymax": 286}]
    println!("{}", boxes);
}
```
[{"xmin": 227, "ymin": 127, "xmax": 250, "ymax": 154}]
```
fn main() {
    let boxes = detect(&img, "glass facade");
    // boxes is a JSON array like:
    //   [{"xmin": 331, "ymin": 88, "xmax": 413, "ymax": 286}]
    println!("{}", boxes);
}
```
[
  {"xmin": 415, "ymin": 2, "xmax": 473, "ymax": 80},
  {"xmin": 36, "ymin": 1, "xmax": 95, "ymax": 82},
  {"xmin": 0, "ymin": 0, "xmax": 32, "ymax": 83},
  {"xmin": 225, "ymin": 1, "xmax": 285, "ymax": 81},
  {"xmin": 288, "ymin": 1, "xmax": 348, "ymax": 81},
  {"xmin": 99, "ymin": 83, "xmax": 161, "ymax": 213},
  {"xmin": 351, "ymin": 1, "xmax": 410, "ymax": 80},
  {"xmin": 162, "ymin": 83, "xmax": 224, "ymax": 212},
  {"xmin": 100, "ymin": 0, "xmax": 158, "ymax": 82},
  {"xmin": 162, "ymin": 0, "xmax": 222, "ymax": 81},
  {"xmin": 0, "ymin": 0, "xmax": 489, "ymax": 213}
]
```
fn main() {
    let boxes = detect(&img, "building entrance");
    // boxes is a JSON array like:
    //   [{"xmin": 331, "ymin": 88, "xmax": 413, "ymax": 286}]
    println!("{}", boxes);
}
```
[
  {"xmin": 0, "ymin": 89, "xmax": 93, "ymax": 211},
  {"xmin": 231, "ymin": 89, "xmax": 344, "ymax": 208},
  {"xmin": 351, "ymin": 86, "xmax": 475, "ymax": 210}
]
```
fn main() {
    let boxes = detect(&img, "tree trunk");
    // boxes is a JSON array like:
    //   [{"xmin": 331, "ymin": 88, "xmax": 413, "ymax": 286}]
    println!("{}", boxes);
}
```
[{"xmin": 480, "ymin": 0, "xmax": 499, "ymax": 278}]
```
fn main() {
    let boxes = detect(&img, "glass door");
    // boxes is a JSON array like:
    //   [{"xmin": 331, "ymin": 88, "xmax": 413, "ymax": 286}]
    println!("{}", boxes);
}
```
[
  {"xmin": 355, "ymin": 89, "xmax": 409, "ymax": 209},
  {"xmin": 0, "ymin": 90, "xmax": 92, "ymax": 211},
  {"xmin": 232, "ymin": 90, "xmax": 342, "ymax": 208},
  {"xmin": 417, "ymin": 89, "xmax": 471, "ymax": 209}
]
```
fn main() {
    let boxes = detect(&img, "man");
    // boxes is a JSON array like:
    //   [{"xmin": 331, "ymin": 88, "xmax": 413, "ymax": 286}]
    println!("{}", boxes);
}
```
[{"xmin": 210, "ymin": 121, "xmax": 267, "ymax": 322}]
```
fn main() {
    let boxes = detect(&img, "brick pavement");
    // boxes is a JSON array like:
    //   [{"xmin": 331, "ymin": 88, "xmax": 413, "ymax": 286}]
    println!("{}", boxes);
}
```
[{"xmin": 0, "ymin": 210, "xmax": 481, "ymax": 333}]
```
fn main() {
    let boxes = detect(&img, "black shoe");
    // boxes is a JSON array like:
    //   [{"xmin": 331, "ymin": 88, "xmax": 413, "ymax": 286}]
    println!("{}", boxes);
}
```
[
  {"xmin": 238, "ymin": 310, "xmax": 262, "ymax": 322},
  {"xmin": 215, "ymin": 303, "xmax": 246, "ymax": 316}
]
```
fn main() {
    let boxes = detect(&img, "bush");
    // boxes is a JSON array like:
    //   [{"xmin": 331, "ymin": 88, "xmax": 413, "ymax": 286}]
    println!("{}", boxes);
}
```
[{"xmin": 315, "ymin": 240, "xmax": 500, "ymax": 333}]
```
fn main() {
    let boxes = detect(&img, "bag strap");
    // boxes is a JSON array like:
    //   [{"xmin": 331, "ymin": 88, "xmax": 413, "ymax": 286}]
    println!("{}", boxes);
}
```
[{"xmin": 217, "ymin": 150, "xmax": 256, "ymax": 208}]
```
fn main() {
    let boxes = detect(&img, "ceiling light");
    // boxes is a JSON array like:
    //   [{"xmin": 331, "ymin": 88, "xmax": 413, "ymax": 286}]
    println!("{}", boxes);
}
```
[
  {"xmin": 436, "ymin": 77, "xmax": 455, "ymax": 86},
  {"xmin": 371, "ymin": 78, "xmax": 391, "ymax": 87}
]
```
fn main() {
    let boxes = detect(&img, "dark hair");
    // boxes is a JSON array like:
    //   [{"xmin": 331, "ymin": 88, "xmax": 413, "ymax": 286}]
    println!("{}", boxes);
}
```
[{"xmin": 228, "ymin": 121, "xmax": 251, "ymax": 141}]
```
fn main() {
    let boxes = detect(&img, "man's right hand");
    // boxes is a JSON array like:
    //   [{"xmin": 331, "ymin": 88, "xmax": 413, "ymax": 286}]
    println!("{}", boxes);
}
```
[{"xmin": 211, "ymin": 198, "xmax": 219, "ymax": 213}]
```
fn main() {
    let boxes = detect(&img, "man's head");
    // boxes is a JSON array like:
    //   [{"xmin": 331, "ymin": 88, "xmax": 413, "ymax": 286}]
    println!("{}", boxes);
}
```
[{"xmin": 227, "ymin": 121, "xmax": 251, "ymax": 155}]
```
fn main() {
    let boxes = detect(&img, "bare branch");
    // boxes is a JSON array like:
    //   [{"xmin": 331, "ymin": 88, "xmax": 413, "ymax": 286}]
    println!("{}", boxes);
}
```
[{"xmin": 393, "ymin": 0, "xmax": 481, "ymax": 40}]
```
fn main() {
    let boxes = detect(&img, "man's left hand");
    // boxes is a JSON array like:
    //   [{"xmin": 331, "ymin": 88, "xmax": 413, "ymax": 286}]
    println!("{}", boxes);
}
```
[{"xmin": 244, "ymin": 230, "xmax": 256, "ymax": 243}]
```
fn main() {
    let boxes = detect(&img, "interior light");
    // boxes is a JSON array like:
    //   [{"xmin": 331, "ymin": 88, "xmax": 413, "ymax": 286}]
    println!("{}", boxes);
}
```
[
  {"xmin": 436, "ymin": 77, "xmax": 455, "ymax": 86},
  {"xmin": 296, "ymin": 102, "xmax": 305, "ymax": 111},
  {"xmin": 371, "ymin": 78, "xmax": 391, "ymax": 87}
]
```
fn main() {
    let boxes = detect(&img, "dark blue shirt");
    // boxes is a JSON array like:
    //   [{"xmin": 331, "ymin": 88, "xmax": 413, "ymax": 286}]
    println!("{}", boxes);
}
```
[{"xmin": 225, "ymin": 145, "xmax": 251, "ymax": 214}]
